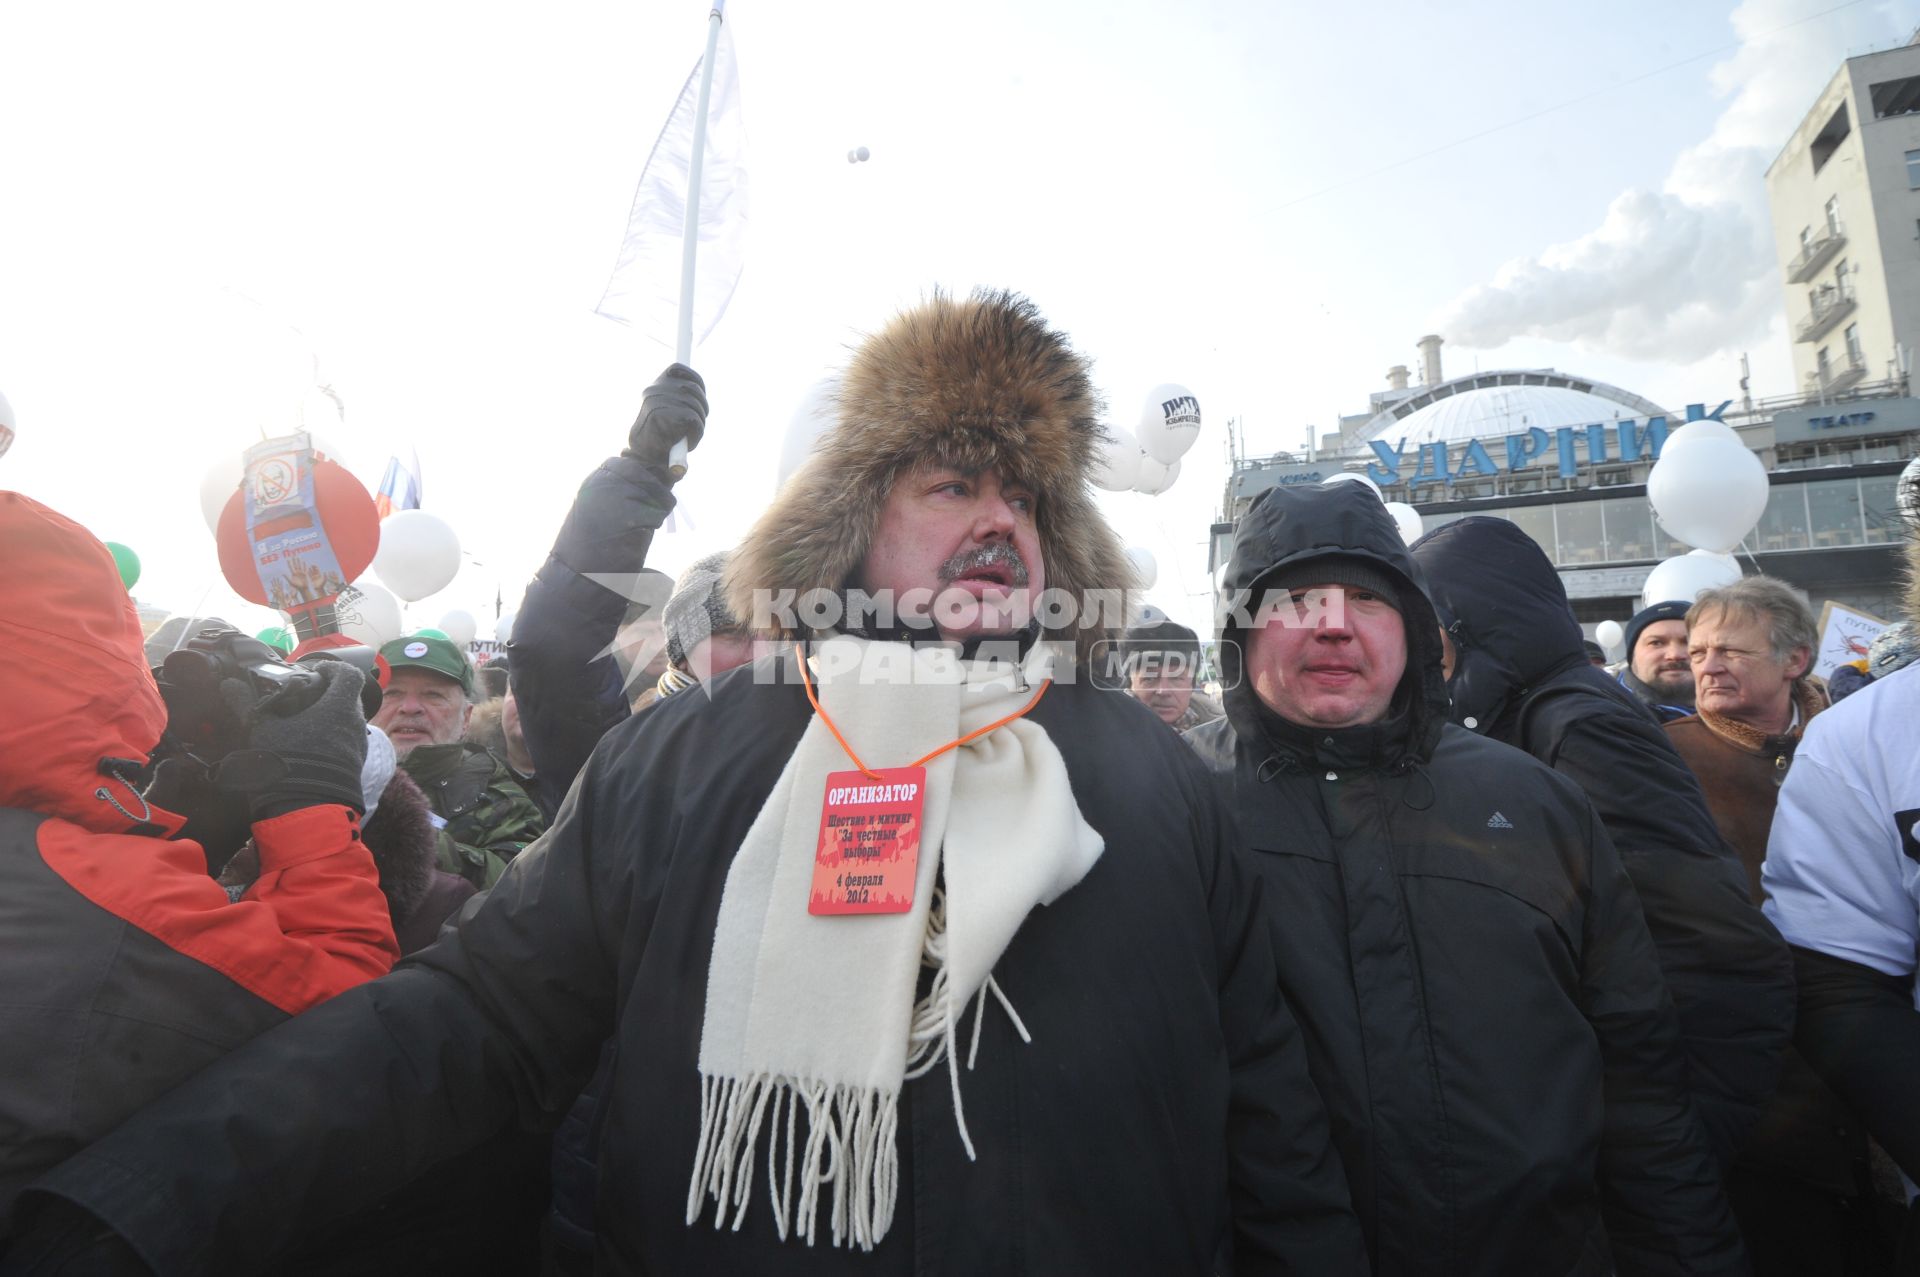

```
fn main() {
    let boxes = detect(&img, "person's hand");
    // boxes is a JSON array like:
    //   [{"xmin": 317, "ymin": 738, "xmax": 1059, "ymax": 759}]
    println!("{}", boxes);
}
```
[
  {"xmin": 623, "ymin": 363, "xmax": 708, "ymax": 472},
  {"xmin": 237, "ymin": 660, "xmax": 370, "ymax": 821}
]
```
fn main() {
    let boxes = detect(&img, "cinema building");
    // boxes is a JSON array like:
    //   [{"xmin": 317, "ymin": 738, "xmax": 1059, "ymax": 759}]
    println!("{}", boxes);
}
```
[{"xmin": 1215, "ymin": 353, "xmax": 1920, "ymax": 627}]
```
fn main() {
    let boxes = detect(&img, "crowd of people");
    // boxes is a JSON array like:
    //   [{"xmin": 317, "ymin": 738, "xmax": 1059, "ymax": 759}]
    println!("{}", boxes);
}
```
[{"xmin": 2, "ymin": 288, "xmax": 1920, "ymax": 1275}]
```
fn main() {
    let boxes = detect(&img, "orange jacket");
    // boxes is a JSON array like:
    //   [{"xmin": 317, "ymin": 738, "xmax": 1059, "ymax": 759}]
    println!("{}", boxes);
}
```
[{"xmin": 0, "ymin": 491, "xmax": 398, "ymax": 1227}]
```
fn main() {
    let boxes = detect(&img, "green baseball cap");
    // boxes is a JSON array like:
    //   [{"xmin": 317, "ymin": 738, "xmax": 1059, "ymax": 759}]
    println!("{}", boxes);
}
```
[{"xmin": 379, "ymin": 633, "xmax": 476, "ymax": 696}]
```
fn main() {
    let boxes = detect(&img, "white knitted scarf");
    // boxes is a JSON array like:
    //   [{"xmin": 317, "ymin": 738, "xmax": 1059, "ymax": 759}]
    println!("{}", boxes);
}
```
[{"xmin": 686, "ymin": 636, "xmax": 1104, "ymax": 1249}]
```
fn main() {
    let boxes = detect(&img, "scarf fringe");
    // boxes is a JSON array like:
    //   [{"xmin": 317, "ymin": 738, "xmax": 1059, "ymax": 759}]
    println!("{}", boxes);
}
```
[
  {"xmin": 686, "ymin": 1072, "xmax": 902, "ymax": 1250},
  {"xmin": 686, "ymin": 893, "xmax": 1035, "ymax": 1246},
  {"xmin": 901, "ymin": 890, "xmax": 1033, "ymax": 1162}
]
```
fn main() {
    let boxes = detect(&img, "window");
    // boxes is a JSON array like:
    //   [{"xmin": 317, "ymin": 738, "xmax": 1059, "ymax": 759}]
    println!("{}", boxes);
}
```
[
  {"xmin": 1833, "ymin": 257, "xmax": 1848, "ymax": 290},
  {"xmin": 1845, "ymin": 323, "xmax": 1863, "ymax": 366},
  {"xmin": 1862, "ymin": 473, "xmax": 1903, "ymax": 543},
  {"xmin": 1871, "ymin": 74, "xmax": 1920, "ymax": 118},
  {"xmin": 1597, "ymin": 497, "xmax": 1656, "ymax": 562},
  {"xmin": 1754, "ymin": 484, "xmax": 1811, "ymax": 552},
  {"xmin": 1817, "ymin": 346, "xmax": 1832, "ymax": 382},
  {"xmin": 1812, "ymin": 104, "xmax": 1851, "ymax": 172},
  {"xmin": 1807, "ymin": 478, "xmax": 1864, "ymax": 547},
  {"xmin": 1800, "ymin": 226, "xmax": 1813, "ymax": 253},
  {"xmin": 1908, "ymin": 148, "xmax": 1920, "ymax": 188},
  {"xmin": 1826, "ymin": 196, "xmax": 1842, "ymax": 236},
  {"xmin": 1504, "ymin": 504, "xmax": 1556, "ymax": 562},
  {"xmin": 1555, "ymin": 500, "xmax": 1604, "ymax": 565}
]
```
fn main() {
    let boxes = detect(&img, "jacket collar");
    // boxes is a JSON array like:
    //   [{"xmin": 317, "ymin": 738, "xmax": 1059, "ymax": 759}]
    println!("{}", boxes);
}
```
[
  {"xmin": 1692, "ymin": 679, "xmax": 1826, "ymax": 755},
  {"xmin": 1240, "ymin": 693, "xmax": 1419, "ymax": 777}
]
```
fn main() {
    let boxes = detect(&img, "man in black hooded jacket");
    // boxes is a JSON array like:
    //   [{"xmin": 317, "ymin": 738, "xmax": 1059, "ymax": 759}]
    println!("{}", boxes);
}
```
[
  {"xmin": 1187, "ymin": 483, "xmax": 1748, "ymax": 1275},
  {"xmin": 1409, "ymin": 516, "xmax": 1793, "ymax": 1167}
]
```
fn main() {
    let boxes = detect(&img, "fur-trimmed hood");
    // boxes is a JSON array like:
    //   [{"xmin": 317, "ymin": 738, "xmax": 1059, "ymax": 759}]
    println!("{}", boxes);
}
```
[
  {"xmin": 727, "ymin": 289, "xmax": 1133, "ymax": 662},
  {"xmin": 1906, "ymin": 520, "xmax": 1920, "ymax": 624}
]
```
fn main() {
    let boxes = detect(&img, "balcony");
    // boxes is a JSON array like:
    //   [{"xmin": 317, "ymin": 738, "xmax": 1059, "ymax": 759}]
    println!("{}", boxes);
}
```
[
  {"xmin": 1796, "ymin": 283, "xmax": 1857, "ymax": 344},
  {"xmin": 1785, "ymin": 225, "xmax": 1846, "ymax": 284},
  {"xmin": 1814, "ymin": 353, "xmax": 1870, "ymax": 395}
]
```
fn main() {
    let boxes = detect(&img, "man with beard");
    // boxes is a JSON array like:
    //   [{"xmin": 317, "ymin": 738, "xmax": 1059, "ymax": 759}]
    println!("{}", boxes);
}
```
[
  {"xmin": 371, "ymin": 635, "xmax": 544, "ymax": 889},
  {"xmin": 9, "ymin": 291, "xmax": 1366, "ymax": 1275},
  {"xmin": 1410, "ymin": 517, "xmax": 1791, "ymax": 1168},
  {"xmin": 1619, "ymin": 601, "xmax": 1697, "ymax": 723},
  {"xmin": 1188, "ymin": 483, "xmax": 1745, "ymax": 1274}
]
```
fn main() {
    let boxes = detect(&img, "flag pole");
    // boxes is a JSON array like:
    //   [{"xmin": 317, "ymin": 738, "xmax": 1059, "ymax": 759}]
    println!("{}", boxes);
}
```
[{"xmin": 669, "ymin": 0, "xmax": 728, "ymax": 479}]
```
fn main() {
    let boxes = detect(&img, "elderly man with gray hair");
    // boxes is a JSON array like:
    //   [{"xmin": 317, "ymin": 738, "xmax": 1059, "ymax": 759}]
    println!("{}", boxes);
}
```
[
  {"xmin": 1665, "ymin": 576, "xmax": 1825, "ymax": 899},
  {"xmin": 1662, "ymin": 575, "xmax": 1870, "ymax": 1274}
]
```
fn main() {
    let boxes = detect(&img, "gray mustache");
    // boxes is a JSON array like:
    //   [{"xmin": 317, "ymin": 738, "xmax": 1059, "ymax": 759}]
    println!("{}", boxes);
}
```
[{"xmin": 939, "ymin": 542, "xmax": 1031, "ymax": 587}]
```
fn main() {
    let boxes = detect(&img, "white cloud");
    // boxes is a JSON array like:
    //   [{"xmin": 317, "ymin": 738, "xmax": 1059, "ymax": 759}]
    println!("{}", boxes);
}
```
[{"xmin": 1440, "ymin": 0, "xmax": 1915, "ymax": 362}]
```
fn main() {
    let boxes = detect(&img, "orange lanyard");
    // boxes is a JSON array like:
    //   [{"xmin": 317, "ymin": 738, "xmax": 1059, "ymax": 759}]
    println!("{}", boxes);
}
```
[{"xmin": 794, "ymin": 643, "xmax": 1051, "ymax": 780}]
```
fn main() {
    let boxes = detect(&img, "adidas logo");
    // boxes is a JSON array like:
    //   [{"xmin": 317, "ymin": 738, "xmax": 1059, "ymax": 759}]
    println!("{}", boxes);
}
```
[{"xmin": 1486, "ymin": 811, "xmax": 1514, "ymax": 830}]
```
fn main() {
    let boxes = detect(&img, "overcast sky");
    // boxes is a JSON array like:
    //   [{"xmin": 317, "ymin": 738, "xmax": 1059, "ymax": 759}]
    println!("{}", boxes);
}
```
[{"xmin": 3, "ymin": 0, "xmax": 1915, "ymax": 640}]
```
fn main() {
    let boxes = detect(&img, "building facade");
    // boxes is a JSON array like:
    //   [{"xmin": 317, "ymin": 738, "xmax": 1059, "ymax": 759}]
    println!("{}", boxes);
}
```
[
  {"xmin": 1211, "ymin": 44, "xmax": 1920, "ymax": 635},
  {"xmin": 1216, "ymin": 377, "xmax": 1918, "ymax": 630},
  {"xmin": 1765, "ymin": 37, "xmax": 1920, "ymax": 397}
]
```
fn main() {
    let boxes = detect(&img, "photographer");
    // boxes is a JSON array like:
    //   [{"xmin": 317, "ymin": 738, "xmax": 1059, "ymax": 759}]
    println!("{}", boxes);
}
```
[{"xmin": 0, "ymin": 493, "xmax": 398, "ymax": 1235}]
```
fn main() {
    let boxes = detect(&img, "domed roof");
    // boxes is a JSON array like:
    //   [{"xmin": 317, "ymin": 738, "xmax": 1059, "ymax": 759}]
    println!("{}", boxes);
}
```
[{"xmin": 1356, "ymin": 372, "xmax": 1668, "ymax": 451}]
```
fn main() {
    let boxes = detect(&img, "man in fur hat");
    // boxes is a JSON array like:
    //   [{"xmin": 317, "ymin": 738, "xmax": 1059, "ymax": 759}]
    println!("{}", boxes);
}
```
[{"xmin": 12, "ymin": 291, "xmax": 1366, "ymax": 1275}]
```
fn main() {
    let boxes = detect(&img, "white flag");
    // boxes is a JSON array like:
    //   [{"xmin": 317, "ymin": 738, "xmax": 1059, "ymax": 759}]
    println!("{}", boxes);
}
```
[{"xmin": 595, "ymin": 21, "xmax": 748, "ymax": 348}]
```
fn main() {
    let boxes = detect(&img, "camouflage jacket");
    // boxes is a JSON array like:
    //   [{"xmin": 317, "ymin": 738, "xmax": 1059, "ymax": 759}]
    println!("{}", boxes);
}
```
[{"xmin": 400, "ymin": 741, "xmax": 546, "ymax": 889}]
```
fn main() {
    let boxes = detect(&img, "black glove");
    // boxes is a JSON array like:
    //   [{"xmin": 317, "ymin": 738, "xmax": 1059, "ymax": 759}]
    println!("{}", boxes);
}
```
[
  {"xmin": 0, "ymin": 1195, "xmax": 152, "ymax": 1276},
  {"xmin": 231, "ymin": 659, "xmax": 370, "ymax": 822},
  {"xmin": 622, "ymin": 363, "xmax": 708, "ymax": 471}
]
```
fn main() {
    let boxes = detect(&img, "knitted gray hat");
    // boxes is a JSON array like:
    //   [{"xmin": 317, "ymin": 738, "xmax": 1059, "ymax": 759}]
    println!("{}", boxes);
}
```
[
  {"xmin": 664, "ymin": 551, "xmax": 741, "ymax": 665},
  {"xmin": 1869, "ymin": 621, "xmax": 1918, "ymax": 679}
]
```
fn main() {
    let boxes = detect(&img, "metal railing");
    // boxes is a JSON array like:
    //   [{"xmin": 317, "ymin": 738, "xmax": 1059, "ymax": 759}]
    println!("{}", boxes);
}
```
[
  {"xmin": 1785, "ymin": 224, "xmax": 1846, "ymax": 284},
  {"xmin": 1796, "ymin": 283, "xmax": 1858, "ymax": 343}
]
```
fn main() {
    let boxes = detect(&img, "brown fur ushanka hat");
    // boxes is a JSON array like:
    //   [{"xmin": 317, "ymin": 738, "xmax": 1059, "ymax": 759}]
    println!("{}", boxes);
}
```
[{"xmin": 727, "ymin": 289, "xmax": 1134, "ymax": 661}]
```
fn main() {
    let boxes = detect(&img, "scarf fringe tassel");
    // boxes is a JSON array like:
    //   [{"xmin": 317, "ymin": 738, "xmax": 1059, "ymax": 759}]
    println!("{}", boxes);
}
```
[
  {"xmin": 686, "ymin": 895, "xmax": 1032, "ymax": 1247},
  {"xmin": 686, "ymin": 1072, "xmax": 901, "ymax": 1250}
]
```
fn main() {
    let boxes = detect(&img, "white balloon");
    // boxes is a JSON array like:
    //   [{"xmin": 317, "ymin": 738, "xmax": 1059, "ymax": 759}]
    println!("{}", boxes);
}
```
[
  {"xmin": 1594, "ymin": 619, "xmax": 1625, "ymax": 655},
  {"xmin": 1135, "ymin": 455, "xmax": 1181, "ymax": 496},
  {"xmin": 1091, "ymin": 427, "xmax": 1143, "ymax": 492},
  {"xmin": 1125, "ymin": 547, "xmax": 1158, "ymax": 590},
  {"xmin": 777, "ymin": 378, "xmax": 839, "ymax": 488},
  {"xmin": 1322, "ymin": 471, "xmax": 1385, "ymax": 502},
  {"xmin": 1137, "ymin": 383, "xmax": 1201, "ymax": 464},
  {"xmin": 1647, "ymin": 425, "xmax": 1768, "ymax": 553},
  {"xmin": 336, "ymin": 579, "xmax": 403, "ymax": 648},
  {"xmin": 1671, "ymin": 417, "xmax": 1739, "ymax": 445},
  {"xmin": 373, "ymin": 510, "xmax": 462, "ymax": 602},
  {"xmin": 1383, "ymin": 501, "xmax": 1424, "ymax": 545},
  {"xmin": 0, "ymin": 388, "xmax": 14, "ymax": 459},
  {"xmin": 1641, "ymin": 550, "xmax": 1741, "ymax": 610},
  {"xmin": 438, "ymin": 608, "xmax": 478, "ymax": 648},
  {"xmin": 494, "ymin": 611, "xmax": 517, "ymax": 645}
]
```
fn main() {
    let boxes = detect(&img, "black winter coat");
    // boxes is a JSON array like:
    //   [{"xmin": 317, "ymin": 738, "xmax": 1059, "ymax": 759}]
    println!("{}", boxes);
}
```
[
  {"xmin": 511, "ymin": 454, "xmax": 675, "ymax": 819},
  {"xmin": 1189, "ymin": 483, "xmax": 1747, "ymax": 1276},
  {"xmin": 29, "ymin": 650, "xmax": 1368, "ymax": 1276},
  {"xmin": 1410, "ymin": 516, "xmax": 1793, "ymax": 1164}
]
